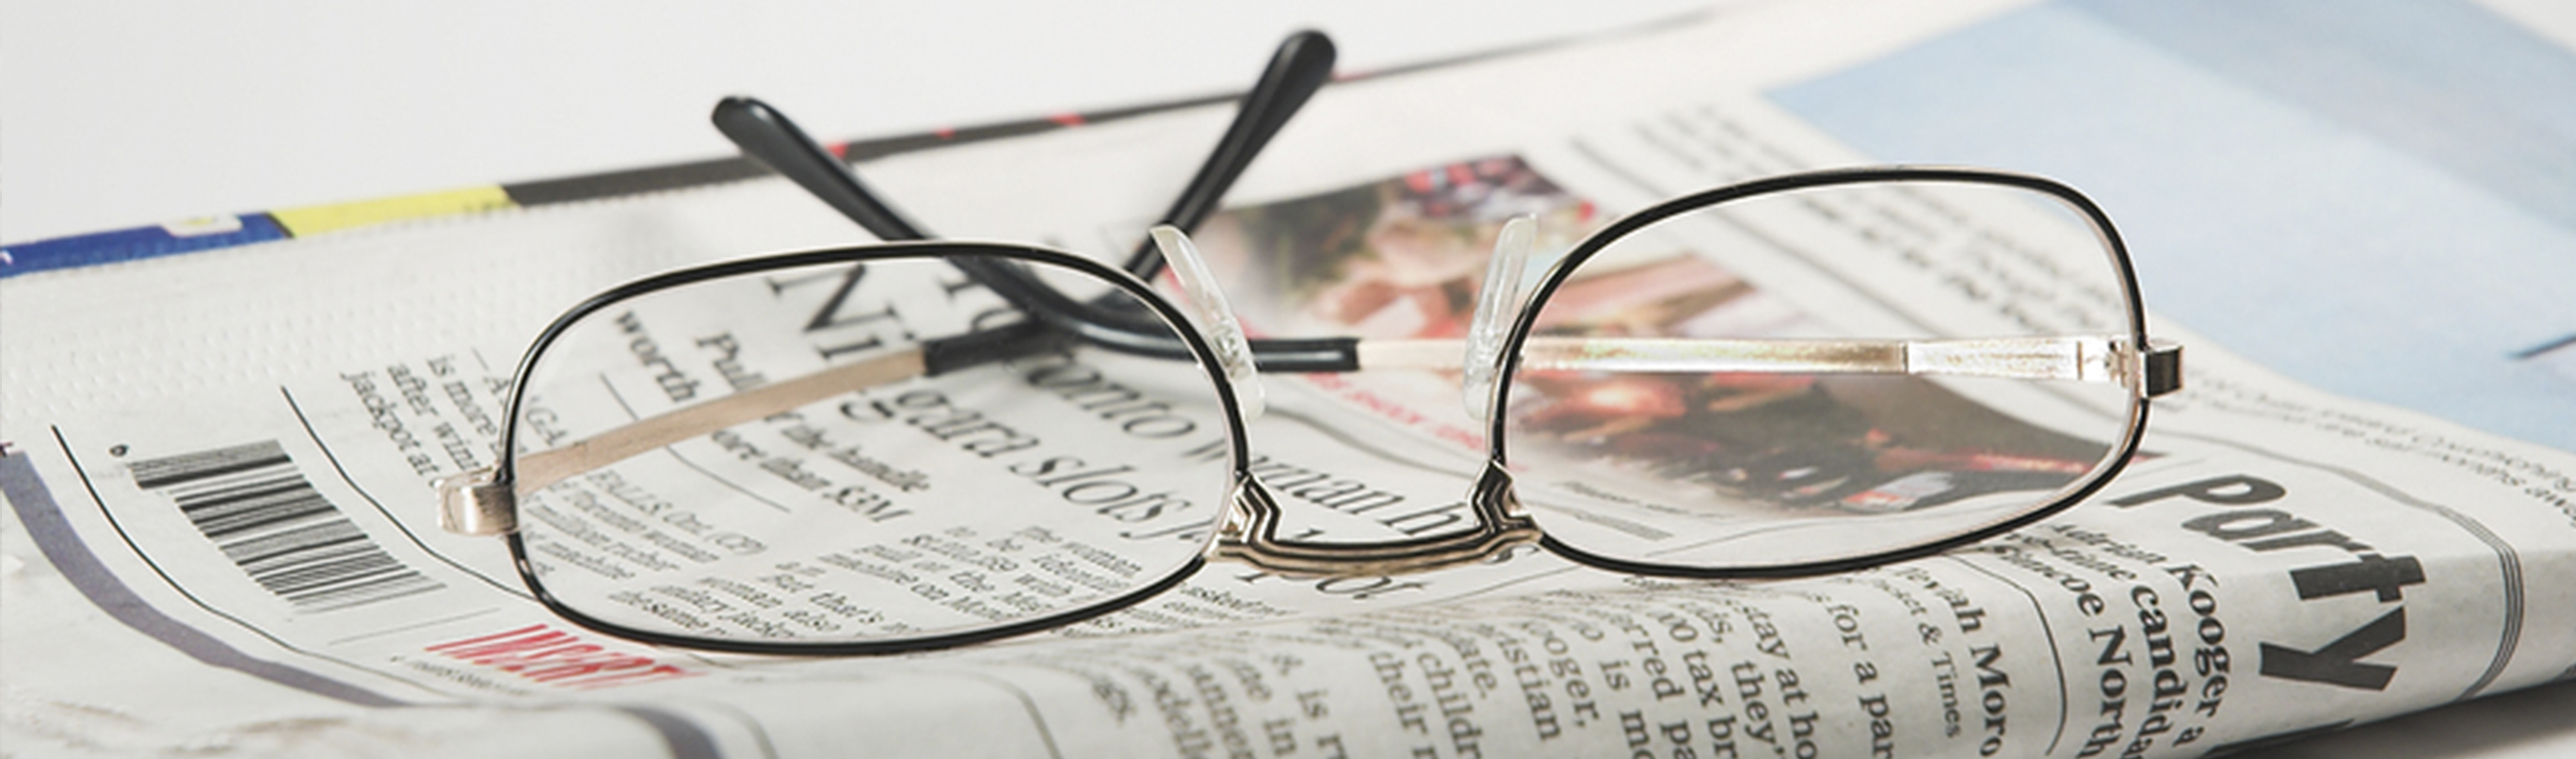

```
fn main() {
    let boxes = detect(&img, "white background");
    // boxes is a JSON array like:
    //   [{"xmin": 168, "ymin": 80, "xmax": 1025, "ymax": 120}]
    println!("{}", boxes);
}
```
[
  {"xmin": 9, "ymin": 1, "xmax": 2570, "ymax": 243},
  {"xmin": 4, "ymin": 2, "xmax": 2571, "ymax": 756},
  {"xmin": 1, "ymin": 0, "xmax": 1742, "ymax": 242}
]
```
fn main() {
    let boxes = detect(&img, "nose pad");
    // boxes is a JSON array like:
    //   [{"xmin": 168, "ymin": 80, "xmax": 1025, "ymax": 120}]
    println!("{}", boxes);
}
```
[
  {"xmin": 1464, "ymin": 215, "xmax": 1536, "ymax": 422},
  {"xmin": 1150, "ymin": 225, "xmax": 1266, "ymax": 420}
]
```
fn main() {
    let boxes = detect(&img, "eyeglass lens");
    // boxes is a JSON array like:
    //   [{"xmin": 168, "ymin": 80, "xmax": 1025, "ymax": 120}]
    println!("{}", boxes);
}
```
[
  {"xmin": 1502, "ymin": 179, "xmax": 2142, "ymax": 571},
  {"xmin": 504, "ymin": 253, "xmax": 1229, "ymax": 647}
]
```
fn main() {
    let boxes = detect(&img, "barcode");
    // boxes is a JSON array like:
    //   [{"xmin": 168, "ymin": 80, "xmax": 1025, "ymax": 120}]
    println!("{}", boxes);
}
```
[{"xmin": 132, "ymin": 441, "xmax": 443, "ymax": 611}]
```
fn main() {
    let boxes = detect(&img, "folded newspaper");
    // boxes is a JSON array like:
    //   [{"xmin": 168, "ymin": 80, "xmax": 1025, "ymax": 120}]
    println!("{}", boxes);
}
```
[{"xmin": 6, "ymin": 16, "xmax": 2571, "ymax": 759}]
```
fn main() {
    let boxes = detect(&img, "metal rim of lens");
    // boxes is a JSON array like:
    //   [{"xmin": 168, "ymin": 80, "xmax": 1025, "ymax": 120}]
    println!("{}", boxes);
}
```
[
  {"xmin": 491, "ymin": 241, "xmax": 1251, "ymax": 655},
  {"xmin": 1486, "ymin": 166, "xmax": 2155, "ymax": 579}
]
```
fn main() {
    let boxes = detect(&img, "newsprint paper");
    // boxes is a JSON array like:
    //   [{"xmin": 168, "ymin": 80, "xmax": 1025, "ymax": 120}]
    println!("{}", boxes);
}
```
[{"xmin": 6, "ymin": 94, "xmax": 2572, "ymax": 758}]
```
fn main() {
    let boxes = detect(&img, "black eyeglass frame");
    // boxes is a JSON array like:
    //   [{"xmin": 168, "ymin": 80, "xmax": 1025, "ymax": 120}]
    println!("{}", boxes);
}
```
[
  {"xmin": 1489, "ymin": 165, "xmax": 2164, "ymax": 580},
  {"xmin": 488, "ymin": 241, "xmax": 1254, "ymax": 655},
  {"xmin": 465, "ymin": 167, "xmax": 2176, "ymax": 655}
]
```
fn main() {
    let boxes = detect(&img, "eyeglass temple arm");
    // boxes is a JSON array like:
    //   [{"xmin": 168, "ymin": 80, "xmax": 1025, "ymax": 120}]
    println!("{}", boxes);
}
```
[
  {"xmin": 441, "ymin": 347, "xmax": 931, "ymax": 535},
  {"xmin": 712, "ymin": 30, "xmax": 1330, "ymax": 263},
  {"xmin": 435, "ymin": 331, "xmax": 2181, "ymax": 534},
  {"xmin": 521, "ymin": 349, "xmax": 928, "ymax": 497},
  {"xmin": 1362, "ymin": 334, "xmax": 2185, "ymax": 396},
  {"xmin": 712, "ymin": 33, "xmax": 1359, "ymax": 372},
  {"xmin": 1121, "ymin": 30, "xmax": 1335, "ymax": 280},
  {"xmin": 1441, "ymin": 217, "xmax": 2182, "ymax": 420},
  {"xmin": 438, "ymin": 332, "xmax": 2181, "ymax": 538},
  {"xmin": 713, "ymin": 97, "xmax": 933, "ymax": 241},
  {"xmin": 708, "ymin": 97, "xmax": 1186, "ymax": 369}
]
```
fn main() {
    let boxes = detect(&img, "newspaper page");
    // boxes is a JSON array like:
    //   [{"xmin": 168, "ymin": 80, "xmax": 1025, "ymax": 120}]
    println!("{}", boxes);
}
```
[{"xmin": 6, "ymin": 85, "xmax": 2570, "ymax": 759}]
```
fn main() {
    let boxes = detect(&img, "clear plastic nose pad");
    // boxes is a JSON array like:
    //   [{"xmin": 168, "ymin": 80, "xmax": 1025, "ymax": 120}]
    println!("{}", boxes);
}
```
[
  {"xmin": 1463, "ymin": 216, "xmax": 1535, "ymax": 422},
  {"xmin": 1150, "ymin": 226, "xmax": 1266, "ymax": 420}
]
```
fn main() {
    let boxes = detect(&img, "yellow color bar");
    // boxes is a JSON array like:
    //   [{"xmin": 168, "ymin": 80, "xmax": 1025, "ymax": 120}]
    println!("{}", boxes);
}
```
[{"xmin": 270, "ymin": 186, "xmax": 516, "ymax": 237}]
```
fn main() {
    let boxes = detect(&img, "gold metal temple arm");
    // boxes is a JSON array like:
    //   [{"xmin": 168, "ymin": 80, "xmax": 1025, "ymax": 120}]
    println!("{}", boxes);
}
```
[
  {"xmin": 512, "ymin": 347, "xmax": 928, "ymax": 494},
  {"xmin": 1355, "ymin": 334, "xmax": 2182, "ymax": 396},
  {"xmin": 439, "ymin": 333, "xmax": 2179, "ymax": 536},
  {"xmin": 505, "ymin": 334, "xmax": 2180, "ymax": 493}
]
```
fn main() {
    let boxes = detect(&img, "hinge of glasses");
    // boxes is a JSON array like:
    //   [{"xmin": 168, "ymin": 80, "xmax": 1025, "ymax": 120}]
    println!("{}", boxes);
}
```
[
  {"xmin": 2139, "ymin": 339, "xmax": 2183, "ymax": 397},
  {"xmin": 436, "ymin": 467, "xmax": 517, "ymax": 536}
]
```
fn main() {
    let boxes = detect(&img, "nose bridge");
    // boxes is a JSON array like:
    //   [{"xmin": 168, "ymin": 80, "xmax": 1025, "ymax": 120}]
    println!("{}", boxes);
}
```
[{"xmin": 1209, "ymin": 460, "xmax": 1540, "ymax": 576}]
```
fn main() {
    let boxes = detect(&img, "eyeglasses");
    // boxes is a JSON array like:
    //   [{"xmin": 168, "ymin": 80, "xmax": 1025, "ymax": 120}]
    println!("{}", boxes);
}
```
[
  {"xmin": 436, "ymin": 165, "xmax": 2180, "ymax": 654},
  {"xmin": 434, "ymin": 38, "xmax": 2181, "ymax": 654}
]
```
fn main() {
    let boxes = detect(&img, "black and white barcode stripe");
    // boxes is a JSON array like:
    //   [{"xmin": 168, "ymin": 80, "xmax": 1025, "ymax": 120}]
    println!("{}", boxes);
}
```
[{"xmin": 132, "ymin": 441, "xmax": 443, "ymax": 611}]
